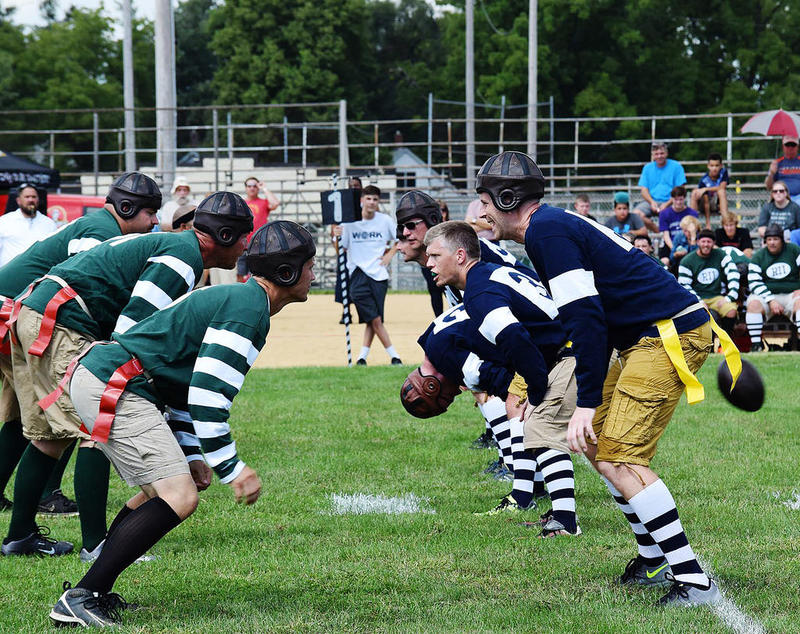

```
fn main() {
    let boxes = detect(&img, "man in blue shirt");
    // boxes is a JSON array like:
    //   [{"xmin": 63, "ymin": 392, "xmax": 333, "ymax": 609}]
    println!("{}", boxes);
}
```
[
  {"xmin": 634, "ymin": 142, "xmax": 687, "ymax": 218},
  {"xmin": 765, "ymin": 134, "xmax": 800, "ymax": 205},
  {"xmin": 474, "ymin": 150, "xmax": 735, "ymax": 607},
  {"xmin": 690, "ymin": 152, "xmax": 729, "ymax": 228}
]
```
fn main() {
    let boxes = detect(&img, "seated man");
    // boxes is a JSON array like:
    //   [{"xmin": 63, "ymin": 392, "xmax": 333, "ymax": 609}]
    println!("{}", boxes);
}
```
[
  {"xmin": 690, "ymin": 152, "xmax": 729, "ymax": 228},
  {"xmin": 631, "ymin": 234, "xmax": 666, "ymax": 267},
  {"xmin": 745, "ymin": 223, "xmax": 800, "ymax": 352},
  {"xmin": 677, "ymin": 229, "xmax": 740, "ymax": 337},
  {"xmin": 715, "ymin": 211, "xmax": 753, "ymax": 259},
  {"xmin": 765, "ymin": 135, "xmax": 800, "ymax": 205},
  {"xmin": 604, "ymin": 193, "xmax": 647, "ymax": 237},
  {"xmin": 634, "ymin": 141, "xmax": 687, "ymax": 218}
]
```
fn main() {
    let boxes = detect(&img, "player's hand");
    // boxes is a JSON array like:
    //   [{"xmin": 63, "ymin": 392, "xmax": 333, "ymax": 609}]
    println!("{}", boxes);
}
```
[
  {"xmin": 769, "ymin": 299, "xmax": 784, "ymax": 315},
  {"xmin": 650, "ymin": 202, "xmax": 659, "ymax": 214},
  {"xmin": 792, "ymin": 289, "xmax": 800, "ymax": 299},
  {"xmin": 230, "ymin": 465, "xmax": 261, "ymax": 505},
  {"xmin": 472, "ymin": 391, "xmax": 488, "ymax": 405},
  {"xmin": 505, "ymin": 392, "xmax": 526, "ymax": 419},
  {"xmin": 567, "ymin": 407, "xmax": 597, "ymax": 454},
  {"xmin": 189, "ymin": 460, "xmax": 212, "ymax": 491},
  {"xmin": 769, "ymin": 159, "xmax": 779, "ymax": 175},
  {"xmin": 331, "ymin": 225, "xmax": 343, "ymax": 238},
  {"xmin": 713, "ymin": 298, "xmax": 725, "ymax": 312},
  {"xmin": 380, "ymin": 253, "xmax": 393, "ymax": 267}
]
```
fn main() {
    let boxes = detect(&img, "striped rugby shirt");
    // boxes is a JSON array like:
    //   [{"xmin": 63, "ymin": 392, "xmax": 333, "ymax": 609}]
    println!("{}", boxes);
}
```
[
  {"xmin": 524, "ymin": 205, "xmax": 707, "ymax": 408},
  {"xmin": 462, "ymin": 261, "xmax": 566, "ymax": 405},
  {"xmin": 748, "ymin": 242, "xmax": 800, "ymax": 301},
  {"xmin": 80, "ymin": 279, "xmax": 270, "ymax": 483},
  {"xmin": 22, "ymin": 230, "xmax": 204, "ymax": 340},
  {"xmin": 417, "ymin": 303, "xmax": 515, "ymax": 398},
  {"xmin": 678, "ymin": 248, "xmax": 740, "ymax": 302},
  {"xmin": 0, "ymin": 209, "xmax": 122, "ymax": 300}
]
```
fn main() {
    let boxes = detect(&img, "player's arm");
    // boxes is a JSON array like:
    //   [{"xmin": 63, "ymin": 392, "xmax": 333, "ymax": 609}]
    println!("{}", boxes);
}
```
[
  {"xmin": 677, "ymin": 264, "xmax": 700, "ymax": 299},
  {"xmin": 747, "ymin": 258, "xmax": 773, "ymax": 303},
  {"xmin": 721, "ymin": 254, "xmax": 740, "ymax": 302}
]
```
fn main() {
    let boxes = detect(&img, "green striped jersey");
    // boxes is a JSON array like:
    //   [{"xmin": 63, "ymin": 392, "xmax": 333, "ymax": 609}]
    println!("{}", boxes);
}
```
[
  {"xmin": 0, "ymin": 209, "xmax": 122, "ymax": 299},
  {"xmin": 81, "ymin": 278, "xmax": 270, "ymax": 483},
  {"xmin": 748, "ymin": 242, "xmax": 800, "ymax": 300},
  {"xmin": 23, "ymin": 230, "xmax": 204, "ymax": 340},
  {"xmin": 677, "ymin": 248, "xmax": 739, "ymax": 301}
]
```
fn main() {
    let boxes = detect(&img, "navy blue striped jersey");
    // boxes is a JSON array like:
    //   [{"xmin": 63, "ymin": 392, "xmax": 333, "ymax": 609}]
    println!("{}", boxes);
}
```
[
  {"xmin": 524, "ymin": 205, "xmax": 707, "ymax": 408},
  {"xmin": 444, "ymin": 237, "xmax": 537, "ymax": 306},
  {"xmin": 462, "ymin": 261, "xmax": 566, "ymax": 405},
  {"xmin": 417, "ymin": 303, "xmax": 515, "ymax": 398}
]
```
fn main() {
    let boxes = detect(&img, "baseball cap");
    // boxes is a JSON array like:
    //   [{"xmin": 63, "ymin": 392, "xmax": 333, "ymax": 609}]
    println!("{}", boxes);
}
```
[
  {"xmin": 782, "ymin": 134, "xmax": 799, "ymax": 145},
  {"xmin": 161, "ymin": 203, "xmax": 196, "ymax": 231},
  {"xmin": 613, "ymin": 192, "xmax": 629, "ymax": 205}
]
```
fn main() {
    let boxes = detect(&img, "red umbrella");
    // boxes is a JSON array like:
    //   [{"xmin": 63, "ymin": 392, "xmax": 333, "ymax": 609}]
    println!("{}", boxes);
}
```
[{"xmin": 740, "ymin": 109, "xmax": 800, "ymax": 136}]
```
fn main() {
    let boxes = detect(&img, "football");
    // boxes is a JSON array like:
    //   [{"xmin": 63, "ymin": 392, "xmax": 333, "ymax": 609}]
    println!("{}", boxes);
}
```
[{"xmin": 717, "ymin": 358, "xmax": 765, "ymax": 412}]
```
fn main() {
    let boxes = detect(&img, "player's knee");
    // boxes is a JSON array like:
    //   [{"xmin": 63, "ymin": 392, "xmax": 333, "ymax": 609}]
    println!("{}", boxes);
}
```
[
  {"xmin": 746, "ymin": 300, "xmax": 761, "ymax": 313},
  {"xmin": 159, "ymin": 479, "xmax": 199, "ymax": 520}
]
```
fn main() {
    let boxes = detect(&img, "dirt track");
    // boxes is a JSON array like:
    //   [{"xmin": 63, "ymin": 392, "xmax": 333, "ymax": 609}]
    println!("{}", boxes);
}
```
[{"xmin": 253, "ymin": 293, "xmax": 436, "ymax": 368}]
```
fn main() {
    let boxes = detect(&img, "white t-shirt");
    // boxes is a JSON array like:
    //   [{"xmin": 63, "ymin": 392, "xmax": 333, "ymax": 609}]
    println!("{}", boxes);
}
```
[
  {"xmin": 340, "ymin": 213, "xmax": 396, "ymax": 281},
  {"xmin": 0, "ymin": 209, "xmax": 58, "ymax": 266}
]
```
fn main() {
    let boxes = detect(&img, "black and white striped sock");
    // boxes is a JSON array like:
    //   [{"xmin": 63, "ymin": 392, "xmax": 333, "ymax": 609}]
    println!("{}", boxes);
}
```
[
  {"xmin": 480, "ymin": 397, "xmax": 511, "ymax": 467},
  {"xmin": 508, "ymin": 417, "xmax": 535, "ymax": 507},
  {"xmin": 537, "ymin": 449, "xmax": 577, "ymax": 532},
  {"xmin": 745, "ymin": 312, "xmax": 763, "ymax": 344},
  {"xmin": 602, "ymin": 476, "xmax": 664, "ymax": 566},
  {"xmin": 627, "ymin": 479, "xmax": 709, "ymax": 588}
]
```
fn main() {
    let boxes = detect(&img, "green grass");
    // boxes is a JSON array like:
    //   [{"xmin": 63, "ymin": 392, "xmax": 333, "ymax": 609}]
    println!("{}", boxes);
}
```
[{"xmin": 2, "ymin": 354, "xmax": 799, "ymax": 632}]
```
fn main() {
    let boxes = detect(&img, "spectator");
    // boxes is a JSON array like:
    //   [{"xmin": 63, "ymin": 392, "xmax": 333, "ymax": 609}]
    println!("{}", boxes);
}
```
[
  {"xmin": 0, "ymin": 184, "xmax": 57, "ymax": 267},
  {"xmin": 634, "ymin": 141, "xmax": 687, "ymax": 219},
  {"xmin": 573, "ymin": 193, "xmax": 596, "ymax": 221},
  {"xmin": 159, "ymin": 203, "xmax": 196, "ymax": 233},
  {"xmin": 332, "ymin": 185, "xmax": 401, "ymax": 365},
  {"xmin": 437, "ymin": 199, "xmax": 450, "ymax": 222},
  {"xmin": 238, "ymin": 177, "xmax": 281, "ymax": 282},
  {"xmin": 604, "ymin": 192, "xmax": 646, "ymax": 237},
  {"xmin": 765, "ymin": 135, "xmax": 800, "ymax": 205},
  {"xmin": 757, "ymin": 179, "xmax": 800, "ymax": 239},
  {"xmin": 465, "ymin": 197, "xmax": 497, "ymax": 242},
  {"xmin": 659, "ymin": 186, "xmax": 699, "ymax": 263},
  {"xmin": 745, "ymin": 223, "xmax": 800, "ymax": 351},
  {"xmin": 158, "ymin": 177, "xmax": 196, "ymax": 230},
  {"xmin": 691, "ymin": 152, "xmax": 729, "ymax": 228},
  {"xmin": 715, "ymin": 211, "xmax": 753, "ymax": 258},
  {"xmin": 670, "ymin": 215, "xmax": 701, "ymax": 267},
  {"xmin": 677, "ymin": 229, "xmax": 740, "ymax": 337},
  {"xmin": 632, "ymin": 234, "xmax": 666, "ymax": 267}
]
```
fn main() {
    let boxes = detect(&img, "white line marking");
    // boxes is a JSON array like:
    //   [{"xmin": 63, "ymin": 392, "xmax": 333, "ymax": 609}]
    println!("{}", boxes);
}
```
[
  {"xmin": 698, "ymin": 557, "xmax": 765, "ymax": 634},
  {"xmin": 773, "ymin": 489, "xmax": 800, "ymax": 510},
  {"xmin": 328, "ymin": 493, "xmax": 435, "ymax": 515}
]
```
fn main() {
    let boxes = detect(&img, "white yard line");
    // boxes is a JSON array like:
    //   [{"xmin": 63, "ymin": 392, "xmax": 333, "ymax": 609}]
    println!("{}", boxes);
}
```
[
  {"xmin": 328, "ymin": 492, "xmax": 435, "ymax": 515},
  {"xmin": 698, "ymin": 557, "xmax": 766, "ymax": 634}
]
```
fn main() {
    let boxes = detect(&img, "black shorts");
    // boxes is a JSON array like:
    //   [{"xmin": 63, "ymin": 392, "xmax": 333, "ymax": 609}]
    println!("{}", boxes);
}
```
[{"xmin": 349, "ymin": 267, "xmax": 387, "ymax": 324}]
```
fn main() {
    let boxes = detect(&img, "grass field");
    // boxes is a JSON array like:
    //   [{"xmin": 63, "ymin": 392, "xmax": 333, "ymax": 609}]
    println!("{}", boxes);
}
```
[{"xmin": 1, "ymin": 354, "xmax": 798, "ymax": 633}]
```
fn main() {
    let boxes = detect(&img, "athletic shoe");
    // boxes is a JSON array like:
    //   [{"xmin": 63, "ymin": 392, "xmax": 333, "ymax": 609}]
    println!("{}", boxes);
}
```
[
  {"xmin": 1, "ymin": 525, "xmax": 73, "ymax": 557},
  {"xmin": 474, "ymin": 493, "xmax": 536, "ymax": 516},
  {"xmin": 618, "ymin": 556, "xmax": 672, "ymax": 587},
  {"xmin": 657, "ymin": 576, "xmax": 721, "ymax": 607},
  {"xmin": 0, "ymin": 494, "xmax": 11, "ymax": 512},
  {"xmin": 356, "ymin": 359, "xmax": 367, "ymax": 366},
  {"xmin": 470, "ymin": 430, "xmax": 495, "ymax": 450},
  {"xmin": 538, "ymin": 517, "xmax": 582, "ymax": 538},
  {"xmin": 493, "ymin": 465, "xmax": 513, "ymax": 482},
  {"xmin": 391, "ymin": 357, "xmax": 403, "ymax": 365},
  {"xmin": 482, "ymin": 459, "xmax": 502, "ymax": 475},
  {"xmin": 532, "ymin": 483, "xmax": 550, "ymax": 500},
  {"xmin": 37, "ymin": 489, "xmax": 79, "ymax": 517},
  {"xmin": 749, "ymin": 342, "xmax": 764, "ymax": 353},
  {"xmin": 79, "ymin": 539, "xmax": 157, "ymax": 564},
  {"xmin": 50, "ymin": 581, "xmax": 125, "ymax": 627}
]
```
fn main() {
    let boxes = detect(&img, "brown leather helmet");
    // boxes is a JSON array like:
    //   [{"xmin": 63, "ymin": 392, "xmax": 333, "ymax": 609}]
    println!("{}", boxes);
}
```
[{"xmin": 400, "ymin": 367, "xmax": 461, "ymax": 418}]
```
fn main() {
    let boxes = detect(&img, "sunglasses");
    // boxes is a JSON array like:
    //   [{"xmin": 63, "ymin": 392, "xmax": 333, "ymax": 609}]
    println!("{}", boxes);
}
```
[
  {"xmin": 772, "ymin": 188, "xmax": 787, "ymax": 193},
  {"xmin": 784, "ymin": 142, "xmax": 798, "ymax": 147},
  {"xmin": 400, "ymin": 219, "xmax": 425, "ymax": 231}
]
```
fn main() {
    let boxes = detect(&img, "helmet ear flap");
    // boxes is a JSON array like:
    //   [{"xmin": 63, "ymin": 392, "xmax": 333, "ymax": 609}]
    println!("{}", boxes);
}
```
[
  {"xmin": 496, "ymin": 189, "xmax": 519, "ymax": 211},
  {"xmin": 420, "ymin": 376, "xmax": 441, "ymax": 397},
  {"xmin": 275, "ymin": 262, "xmax": 297, "ymax": 285}
]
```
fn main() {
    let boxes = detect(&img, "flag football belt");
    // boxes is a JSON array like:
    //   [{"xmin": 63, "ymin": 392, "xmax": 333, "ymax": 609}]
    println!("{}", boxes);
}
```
[
  {"xmin": 4, "ymin": 275, "xmax": 93, "ymax": 357},
  {"xmin": 39, "ymin": 341, "xmax": 148, "ymax": 444},
  {"xmin": 507, "ymin": 341, "xmax": 573, "ymax": 402},
  {"xmin": 0, "ymin": 296, "xmax": 13, "ymax": 355},
  {"xmin": 649, "ymin": 302, "xmax": 741, "ymax": 405}
]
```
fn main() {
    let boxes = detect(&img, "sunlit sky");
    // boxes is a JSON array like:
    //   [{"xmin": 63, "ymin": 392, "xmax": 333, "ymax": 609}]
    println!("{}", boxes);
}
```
[{"xmin": 5, "ymin": 0, "xmax": 158, "ymax": 28}]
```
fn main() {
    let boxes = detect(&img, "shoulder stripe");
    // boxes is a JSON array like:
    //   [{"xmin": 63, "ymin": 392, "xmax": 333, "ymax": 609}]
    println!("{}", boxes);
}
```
[
  {"xmin": 194, "ymin": 356, "xmax": 245, "ymax": 391},
  {"xmin": 67, "ymin": 237, "xmax": 101, "ymax": 255},
  {"xmin": 113, "ymin": 315, "xmax": 137, "ymax": 334},
  {"xmin": 203, "ymin": 327, "xmax": 260, "ymax": 365},
  {"xmin": 130, "ymin": 279, "xmax": 173, "ymax": 310},
  {"xmin": 478, "ymin": 306, "xmax": 517, "ymax": 344},
  {"xmin": 148, "ymin": 254, "xmax": 197, "ymax": 288},
  {"xmin": 548, "ymin": 268, "xmax": 599, "ymax": 308}
]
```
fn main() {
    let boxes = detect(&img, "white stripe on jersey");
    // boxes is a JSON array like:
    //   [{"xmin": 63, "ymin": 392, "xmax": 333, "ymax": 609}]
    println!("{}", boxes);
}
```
[
  {"xmin": 113, "ymin": 315, "xmax": 136, "ymax": 334},
  {"xmin": 130, "ymin": 279, "xmax": 173, "ymax": 310},
  {"xmin": 67, "ymin": 237, "xmax": 102, "ymax": 255},
  {"xmin": 202, "ymin": 327, "xmax": 260, "ymax": 365},
  {"xmin": 173, "ymin": 431, "xmax": 201, "ymax": 447},
  {"xmin": 549, "ymin": 268, "xmax": 599, "ymax": 309},
  {"xmin": 148, "ymin": 254, "xmax": 197, "ymax": 288},
  {"xmin": 479, "ymin": 238, "xmax": 517, "ymax": 265},
  {"xmin": 188, "ymin": 386, "xmax": 232, "ymax": 411},
  {"xmin": 193, "ymin": 356, "xmax": 245, "ymax": 390},
  {"xmin": 218, "ymin": 460, "xmax": 245, "ymax": 484},
  {"xmin": 205, "ymin": 442, "xmax": 238, "ymax": 467},
  {"xmin": 461, "ymin": 352, "xmax": 483, "ymax": 391},
  {"xmin": 478, "ymin": 306, "xmax": 518, "ymax": 344},
  {"xmin": 193, "ymin": 420, "xmax": 232, "ymax": 438},
  {"xmin": 565, "ymin": 210, "xmax": 634, "ymax": 251}
]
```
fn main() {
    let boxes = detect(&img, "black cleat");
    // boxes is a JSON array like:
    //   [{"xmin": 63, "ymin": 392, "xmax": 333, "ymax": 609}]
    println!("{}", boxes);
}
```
[
  {"xmin": 50, "ymin": 581, "xmax": 126, "ymax": 627},
  {"xmin": 356, "ymin": 359, "xmax": 367, "ymax": 366},
  {"xmin": 749, "ymin": 342, "xmax": 764, "ymax": 353},
  {"xmin": 470, "ymin": 430, "xmax": 495, "ymax": 450},
  {"xmin": 657, "ymin": 575, "xmax": 721, "ymax": 607},
  {"xmin": 619, "ymin": 556, "xmax": 672, "ymax": 587},
  {"xmin": 391, "ymin": 357, "xmax": 403, "ymax": 365},
  {"xmin": 1, "ymin": 525, "xmax": 73, "ymax": 557},
  {"xmin": 38, "ymin": 489, "xmax": 79, "ymax": 517}
]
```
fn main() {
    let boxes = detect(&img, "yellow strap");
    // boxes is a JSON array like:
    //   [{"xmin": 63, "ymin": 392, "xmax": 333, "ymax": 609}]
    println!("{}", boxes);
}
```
[
  {"xmin": 706, "ymin": 310, "xmax": 742, "ymax": 392},
  {"xmin": 655, "ymin": 318, "xmax": 705, "ymax": 405}
]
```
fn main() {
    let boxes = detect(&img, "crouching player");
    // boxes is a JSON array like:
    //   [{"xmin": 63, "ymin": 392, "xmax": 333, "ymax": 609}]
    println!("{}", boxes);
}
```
[
  {"xmin": 48, "ymin": 221, "xmax": 316, "ymax": 627},
  {"xmin": 421, "ymin": 221, "xmax": 581, "ymax": 537}
]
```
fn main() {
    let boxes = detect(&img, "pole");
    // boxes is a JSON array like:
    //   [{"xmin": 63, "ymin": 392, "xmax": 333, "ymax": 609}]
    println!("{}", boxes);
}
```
[
  {"xmin": 465, "ymin": 0, "xmax": 476, "ymax": 190},
  {"xmin": 527, "ymin": 0, "xmax": 537, "ymax": 157},
  {"xmin": 498, "ymin": 95, "xmax": 506, "ymax": 154},
  {"xmin": 212, "ymin": 109, "xmax": 219, "ymax": 190},
  {"xmin": 549, "ymin": 95, "xmax": 554, "ymax": 194},
  {"xmin": 155, "ymin": 0, "xmax": 176, "ymax": 189},
  {"xmin": 334, "ymin": 235, "xmax": 352, "ymax": 367},
  {"xmin": 122, "ymin": 0, "xmax": 136, "ymax": 171},
  {"xmin": 339, "ymin": 99, "xmax": 349, "ymax": 178},
  {"xmin": 427, "ymin": 92, "xmax": 433, "ymax": 176}
]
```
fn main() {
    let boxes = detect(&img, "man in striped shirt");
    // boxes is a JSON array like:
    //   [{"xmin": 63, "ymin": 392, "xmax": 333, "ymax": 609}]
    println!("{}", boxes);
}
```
[
  {"xmin": 476, "ymin": 151, "xmax": 726, "ymax": 607},
  {"xmin": 48, "ymin": 221, "xmax": 316, "ymax": 628},
  {"xmin": 3, "ymin": 191, "xmax": 252, "ymax": 560}
]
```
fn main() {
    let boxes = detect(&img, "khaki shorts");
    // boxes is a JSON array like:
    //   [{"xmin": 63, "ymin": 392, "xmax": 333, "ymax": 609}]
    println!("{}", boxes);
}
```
[
  {"xmin": 748, "ymin": 292, "xmax": 800, "ymax": 317},
  {"xmin": 523, "ymin": 356, "xmax": 577, "ymax": 454},
  {"xmin": 591, "ymin": 322, "xmax": 712, "ymax": 466},
  {"xmin": 702, "ymin": 296, "xmax": 737, "ymax": 317},
  {"xmin": 69, "ymin": 364, "xmax": 189, "ymax": 486},
  {"xmin": 0, "ymin": 351, "xmax": 19, "ymax": 422},
  {"xmin": 11, "ymin": 305, "xmax": 90, "ymax": 441}
]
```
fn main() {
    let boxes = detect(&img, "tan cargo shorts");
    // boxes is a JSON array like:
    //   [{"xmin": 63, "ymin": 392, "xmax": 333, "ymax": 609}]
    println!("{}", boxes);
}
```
[
  {"xmin": 523, "ymin": 355, "xmax": 577, "ymax": 454},
  {"xmin": 0, "ymin": 351, "xmax": 20, "ymax": 422}
]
